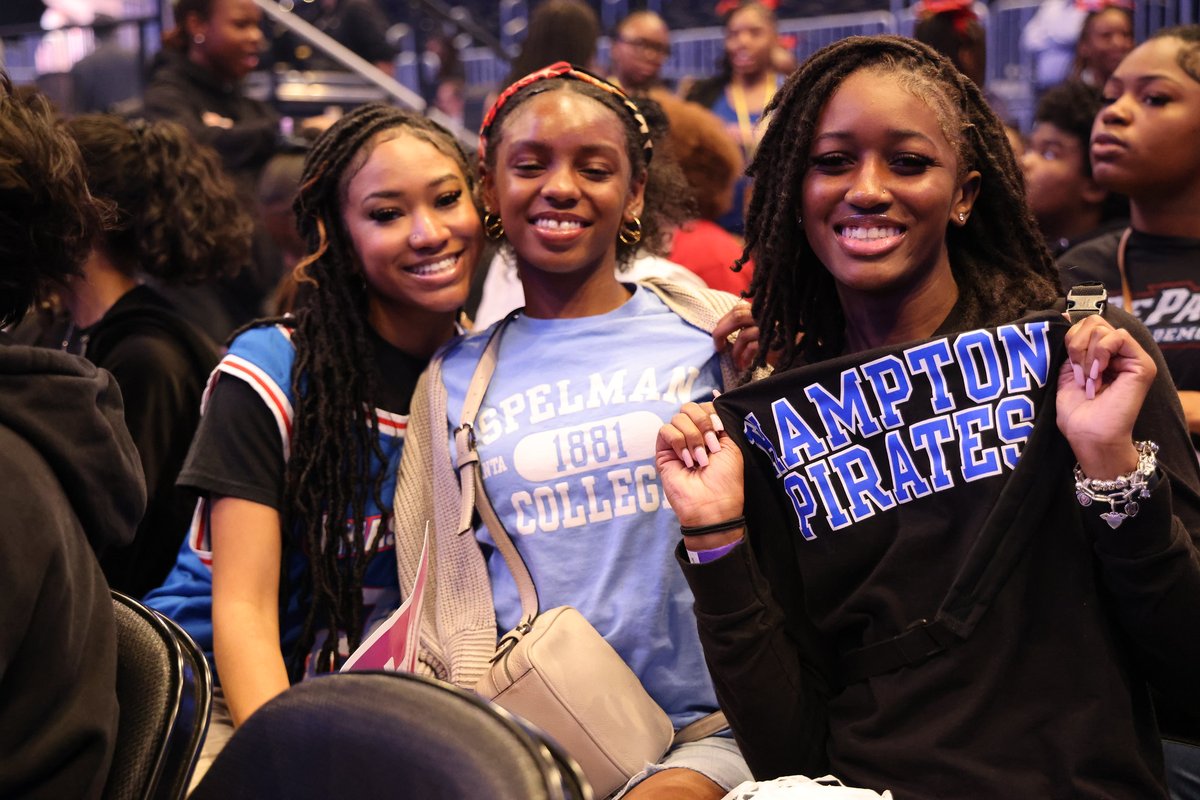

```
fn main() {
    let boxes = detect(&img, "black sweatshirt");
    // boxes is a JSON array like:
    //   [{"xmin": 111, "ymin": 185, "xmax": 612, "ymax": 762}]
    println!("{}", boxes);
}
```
[
  {"xmin": 0, "ymin": 343, "xmax": 145, "ymax": 799},
  {"xmin": 682, "ymin": 305, "xmax": 1200, "ymax": 799}
]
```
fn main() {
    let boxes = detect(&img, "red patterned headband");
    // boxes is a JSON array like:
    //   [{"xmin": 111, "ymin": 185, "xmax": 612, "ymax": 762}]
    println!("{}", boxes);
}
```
[{"xmin": 478, "ymin": 61, "xmax": 653, "ymax": 165}]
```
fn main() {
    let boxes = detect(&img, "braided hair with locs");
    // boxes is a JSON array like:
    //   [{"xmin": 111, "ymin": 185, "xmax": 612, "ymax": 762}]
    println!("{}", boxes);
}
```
[
  {"xmin": 739, "ymin": 35, "xmax": 1059, "ymax": 370},
  {"xmin": 284, "ymin": 103, "xmax": 476, "ymax": 679}
]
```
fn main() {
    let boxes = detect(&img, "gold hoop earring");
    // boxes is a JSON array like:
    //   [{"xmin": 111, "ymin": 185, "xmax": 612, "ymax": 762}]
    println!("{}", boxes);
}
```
[
  {"xmin": 618, "ymin": 216, "xmax": 643, "ymax": 246},
  {"xmin": 484, "ymin": 212, "xmax": 504, "ymax": 241}
]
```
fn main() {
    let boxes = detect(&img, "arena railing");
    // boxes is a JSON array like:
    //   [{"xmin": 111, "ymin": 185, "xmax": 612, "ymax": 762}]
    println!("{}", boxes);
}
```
[{"xmin": 461, "ymin": 8, "xmax": 896, "ymax": 90}]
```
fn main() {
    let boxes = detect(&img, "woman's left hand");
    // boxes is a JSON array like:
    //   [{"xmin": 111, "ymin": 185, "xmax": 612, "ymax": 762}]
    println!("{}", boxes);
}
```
[{"xmin": 1057, "ymin": 313, "xmax": 1157, "ymax": 479}]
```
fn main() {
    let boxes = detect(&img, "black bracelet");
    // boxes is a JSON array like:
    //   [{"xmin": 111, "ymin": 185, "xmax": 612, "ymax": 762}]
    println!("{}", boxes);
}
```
[{"xmin": 680, "ymin": 516, "xmax": 747, "ymax": 537}]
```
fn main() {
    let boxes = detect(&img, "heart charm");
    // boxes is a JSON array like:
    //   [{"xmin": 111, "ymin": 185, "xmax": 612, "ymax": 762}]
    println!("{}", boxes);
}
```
[{"xmin": 1100, "ymin": 510, "xmax": 1126, "ymax": 529}]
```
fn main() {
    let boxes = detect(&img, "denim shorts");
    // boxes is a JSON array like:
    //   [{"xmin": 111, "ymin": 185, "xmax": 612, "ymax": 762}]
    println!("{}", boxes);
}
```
[{"xmin": 612, "ymin": 734, "xmax": 751, "ymax": 798}]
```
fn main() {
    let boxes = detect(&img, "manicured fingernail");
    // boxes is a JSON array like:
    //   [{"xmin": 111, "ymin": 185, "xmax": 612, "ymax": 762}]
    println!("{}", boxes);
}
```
[
  {"xmin": 680, "ymin": 448, "xmax": 694, "ymax": 469},
  {"xmin": 712, "ymin": 389, "xmax": 723, "ymax": 399},
  {"xmin": 1086, "ymin": 377, "xmax": 1095, "ymax": 400},
  {"xmin": 1089, "ymin": 360, "xmax": 1100, "ymax": 380},
  {"xmin": 710, "ymin": 413, "xmax": 725, "ymax": 433},
  {"xmin": 694, "ymin": 446, "xmax": 709, "ymax": 468},
  {"xmin": 1071, "ymin": 361, "xmax": 1084, "ymax": 387},
  {"xmin": 705, "ymin": 431, "xmax": 722, "ymax": 453}
]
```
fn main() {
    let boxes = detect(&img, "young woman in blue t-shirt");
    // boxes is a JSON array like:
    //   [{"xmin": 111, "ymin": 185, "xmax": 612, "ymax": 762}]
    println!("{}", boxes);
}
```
[{"xmin": 394, "ymin": 65, "xmax": 751, "ymax": 799}]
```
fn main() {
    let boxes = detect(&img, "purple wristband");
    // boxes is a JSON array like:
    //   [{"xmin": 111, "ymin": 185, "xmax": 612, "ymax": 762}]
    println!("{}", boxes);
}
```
[{"xmin": 686, "ymin": 538, "xmax": 743, "ymax": 564}]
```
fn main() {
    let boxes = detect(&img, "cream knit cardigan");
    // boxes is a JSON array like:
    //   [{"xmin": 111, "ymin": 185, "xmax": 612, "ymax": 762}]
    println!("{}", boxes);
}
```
[{"xmin": 393, "ymin": 277, "xmax": 741, "ymax": 689}]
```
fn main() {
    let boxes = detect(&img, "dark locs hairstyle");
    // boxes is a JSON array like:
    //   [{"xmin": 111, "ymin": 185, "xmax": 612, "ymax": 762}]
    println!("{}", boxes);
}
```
[
  {"xmin": 741, "ymin": 35, "xmax": 1059, "ymax": 369},
  {"xmin": 1150, "ymin": 24, "xmax": 1200, "ymax": 83},
  {"xmin": 285, "ymin": 103, "xmax": 476, "ymax": 679},
  {"xmin": 0, "ymin": 72, "xmax": 105, "ymax": 326},
  {"xmin": 66, "ymin": 115, "xmax": 252, "ymax": 283},
  {"xmin": 481, "ymin": 71, "xmax": 691, "ymax": 266}
]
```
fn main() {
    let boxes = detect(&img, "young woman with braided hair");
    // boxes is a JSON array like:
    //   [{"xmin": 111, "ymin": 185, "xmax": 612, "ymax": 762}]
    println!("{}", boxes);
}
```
[
  {"xmin": 146, "ymin": 103, "xmax": 484, "ymax": 786},
  {"xmin": 657, "ymin": 36, "xmax": 1200, "ymax": 798},
  {"xmin": 393, "ymin": 64, "xmax": 752, "ymax": 798}
]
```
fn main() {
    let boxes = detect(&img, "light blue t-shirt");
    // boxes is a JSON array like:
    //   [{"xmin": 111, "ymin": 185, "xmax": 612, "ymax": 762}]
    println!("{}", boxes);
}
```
[{"xmin": 441, "ymin": 286, "xmax": 724, "ymax": 728}]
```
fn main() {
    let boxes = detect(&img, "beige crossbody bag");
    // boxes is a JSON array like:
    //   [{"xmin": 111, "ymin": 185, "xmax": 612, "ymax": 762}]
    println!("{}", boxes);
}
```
[{"xmin": 453, "ymin": 314, "xmax": 726, "ymax": 797}]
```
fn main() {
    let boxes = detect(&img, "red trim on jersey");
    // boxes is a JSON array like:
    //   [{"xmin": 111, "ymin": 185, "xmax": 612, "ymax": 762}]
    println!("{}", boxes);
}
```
[{"xmin": 223, "ymin": 358, "xmax": 294, "ymax": 440}]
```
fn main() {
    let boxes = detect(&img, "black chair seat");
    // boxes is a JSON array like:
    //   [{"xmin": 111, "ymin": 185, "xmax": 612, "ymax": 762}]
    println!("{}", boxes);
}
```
[
  {"xmin": 104, "ymin": 591, "xmax": 211, "ymax": 800},
  {"xmin": 191, "ymin": 671, "xmax": 591, "ymax": 800}
]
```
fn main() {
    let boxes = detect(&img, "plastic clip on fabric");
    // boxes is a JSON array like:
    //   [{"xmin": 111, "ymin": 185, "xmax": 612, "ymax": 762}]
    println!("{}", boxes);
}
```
[{"xmin": 1065, "ymin": 280, "xmax": 1108, "ymax": 322}]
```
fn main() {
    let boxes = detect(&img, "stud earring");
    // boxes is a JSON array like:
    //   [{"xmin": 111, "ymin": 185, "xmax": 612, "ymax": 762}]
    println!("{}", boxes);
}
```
[
  {"xmin": 193, "ymin": 33, "xmax": 205, "ymax": 44},
  {"xmin": 958, "ymin": 212, "xmax": 966, "ymax": 223},
  {"xmin": 618, "ymin": 216, "xmax": 643, "ymax": 246},
  {"xmin": 484, "ymin": 212, "xmax": 504, "ymax": 241}
]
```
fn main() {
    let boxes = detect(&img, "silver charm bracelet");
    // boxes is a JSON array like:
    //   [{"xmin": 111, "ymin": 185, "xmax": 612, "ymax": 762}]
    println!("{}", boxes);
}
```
[{"xmin": 1074, "ymin": 440, "xmax": 1161, "ymax": 529}]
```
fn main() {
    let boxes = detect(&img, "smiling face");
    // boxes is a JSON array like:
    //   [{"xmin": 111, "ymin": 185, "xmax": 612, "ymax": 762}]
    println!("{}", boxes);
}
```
[
  {"xmin": 801, "ymin": 67, "xmax": 979, "ymax": 305},
  {"xmin": 1078, "ymin": 8, "xmax": 1134, "ymax": 83},
  {"xmin": 483, "ymin": 88, "xmax": 645, "ymax": 282},
  {"xmin": 185, "ymin": 0, "xmax": 264, "ymax": 82},
  {"xmin": 724, "ymin": 4, "xmax": 775, "ymax": 78},
  {"xmin": 1092, "ymin": 36, "xmax": 1200, "ymax": 202},
  {"xmin": 340, "ymin": 132, "xmax": 481, "ymax": 332}
]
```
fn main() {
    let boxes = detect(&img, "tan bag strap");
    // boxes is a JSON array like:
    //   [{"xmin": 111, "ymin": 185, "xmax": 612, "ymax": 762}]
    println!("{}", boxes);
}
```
[
  {"xmin": 456, "ymin": 311, "xmax": 540, "ymax": 624},
  {"xmin": 1116, "ymin": 226, "xmax": 1133, "ymax": 312},
  {"xmin": 672, "ymin": 711, "xmax": 728, "ymax": 745},
  {"xmin": 458, "ymin": 311, "xmax": 730, "ymax": 743}
]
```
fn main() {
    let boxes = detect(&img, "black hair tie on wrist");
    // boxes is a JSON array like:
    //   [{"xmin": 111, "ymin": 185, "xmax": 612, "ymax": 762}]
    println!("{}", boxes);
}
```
[{"xmin": 680, "ymin": 516, "xmax": 746, "ymax": 537}]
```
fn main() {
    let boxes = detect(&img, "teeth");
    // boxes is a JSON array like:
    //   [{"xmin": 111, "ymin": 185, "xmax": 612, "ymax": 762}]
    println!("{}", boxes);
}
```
[
  {"xmin": 841, "ymin": 226, "xmax": 902, "ymax": 240},
  {"xmin": 535, "ymin": 218, "xmax": 582, "ymax": 231},
  {"xmin": 407, "ymin": 255, "xmax": 456, "ymax": 276}
]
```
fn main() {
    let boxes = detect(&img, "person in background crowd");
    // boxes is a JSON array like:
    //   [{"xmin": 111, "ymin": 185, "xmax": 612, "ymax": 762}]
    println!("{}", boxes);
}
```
[
  {"xmin": 1022, "ymin": 0, "xmax": 1087, "ymax": 95},
  {"xmin": 145, "ymin": 104, "xmax": 484, "ymax": 789},
  {"xmin": 498, "ymin": 0, "xmax": 600, "ymax": 93},
  {"xmin": 58, "ymin": 116, "xmax": 247, "ymax": 598},
  {"xmin": 913, "ymin": 0, "xmax": 1015, "ymax": 125},
  {"xmin": 686, "ymin": 1, "xmax": 783, "ymax": 236},
  {"xmin": 1058, "ymin": 37, "xmax": 1200, "ymax": 790},
  {"xmin": 1022, "ymin": 80, "xmax": 1128, "ymax": 255},
  {"xmin": 146, "ymin": 0, "xmax": 277, "ymax": 191},
  {"xmin": 144, "ymin": 0, "xmax": 336, "ymax": 340},
  {"xmin": 652, "ymin": 91, "xmax": 753, "ymax": 295},
  {"xmin": 69, "ymin": 14, "xmax": 141, "ymax": 114},
  {"xmin": 1059, "ymin": 26, "xmax": 1200, "ymax": 436},
  {"xmin": 608, "ymin": 10, "xmax": 673, "ymax": 95},
  {"xmin": 658, "ymin": 34, "xmax": 1200, "ymax": 799},
  {"xmin": 1070, "ymin": 3, "xmax": 1134, "ymax": 89},
  {"xmin": 0, "ymin": 72, "xmax": 145, "ymax": 800},
  {"xmin": 394, "ymin": 63, "xmax": 752, "ymax": 799}
]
